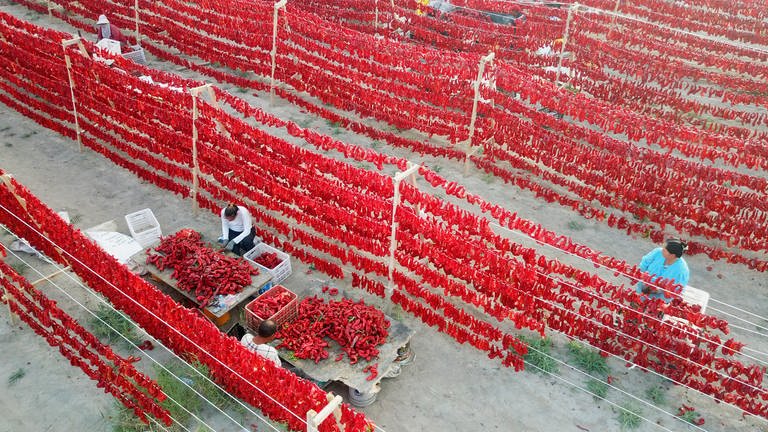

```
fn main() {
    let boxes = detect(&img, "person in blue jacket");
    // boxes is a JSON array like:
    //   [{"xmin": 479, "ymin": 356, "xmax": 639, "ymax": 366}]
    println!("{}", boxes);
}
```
[{"xmin": 636, "ymin": 238, "xmax": 690, "ymax": 303}]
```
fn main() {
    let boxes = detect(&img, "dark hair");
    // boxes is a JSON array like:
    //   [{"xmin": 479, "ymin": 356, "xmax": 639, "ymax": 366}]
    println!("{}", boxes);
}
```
[
  {"xmin": 257, "ymin": 319, "xmax": 277, "ymax": 338},
  {"xmin": 224, "ymin": 203, "xmax": 238, "ymax": 218},
  {"xmin": 665, "ymin": 238, "xmax": 687, "ymax": 258}
]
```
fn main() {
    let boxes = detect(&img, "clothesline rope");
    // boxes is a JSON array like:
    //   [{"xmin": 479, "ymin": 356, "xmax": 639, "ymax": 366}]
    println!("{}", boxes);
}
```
[
  {"xmin": 0, "ymin": 160, "xmax": 762, "ymax": 429},
  {"xmin": 1, "ymin": 241, "xmax": 256, "ymax": 432},
  {"xmin": 0, "ymin": 203, "xmax": 309, "ymax": 427},
  {"xmin": 393, "ymin": 0, "xmax": 768, "ymax": 57},
  {"xmin": 521, "ymin": 339, "xmax": 712, "ymax": 432},
  {"xmin": 488, "ymin": 221, "xmax": 768, "ymax": 337}
]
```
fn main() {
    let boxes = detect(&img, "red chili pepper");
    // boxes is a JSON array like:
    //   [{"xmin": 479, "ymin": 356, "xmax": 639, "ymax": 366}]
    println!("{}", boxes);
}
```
[
  {"xmin": 251, "ymin": 252, "xmax": 282, "ymax": 269},
  {"xmin": 147, "ymin": 230, "xmax": 258, "ymax": 305},
  {"xmin": 276, "ymin": 296, "xmax": 389, "ymax": 364}
]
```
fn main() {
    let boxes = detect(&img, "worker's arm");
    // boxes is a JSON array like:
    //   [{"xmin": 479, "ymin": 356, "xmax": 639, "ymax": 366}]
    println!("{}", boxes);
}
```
[
  {"xmin": 639, "ymin": 248, "xmax": 660, "ymax": 272},
  {"xmin": 220, "ymin": 208, "xmax": 229, "ymax": 241}
]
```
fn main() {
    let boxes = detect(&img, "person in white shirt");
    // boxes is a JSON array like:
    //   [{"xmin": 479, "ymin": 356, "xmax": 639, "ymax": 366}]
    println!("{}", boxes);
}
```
[
  {"xmin": 220, "ymin": 203, "xmax": 256, "ymax": 255},
  {"xmin": 241, "ymin": 319, "xmax": 281, "ymax": 367}
]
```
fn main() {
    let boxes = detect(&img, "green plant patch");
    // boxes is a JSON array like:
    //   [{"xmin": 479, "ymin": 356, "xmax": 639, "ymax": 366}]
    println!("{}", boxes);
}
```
[
  {"xmin": 8, "ymin": 368, "xmax": 25, "ymax": 386},
  {"xmin": 10, "ymin": 262, "xmax": 26, "ymax": 276},
  {"xmin": 519, "ymin": 335, "xmax": 558, "ymax": 375},
  {"xmin": 678, "ymin": 407, "xmax": 704, "ymax": 425},
  {"xmin": 89, "ymin": 304, "xmax": 142, "ymax": 348},
  {"xmin": 617, "ymin": 403, "xmax": 643, "ymax": 430},
  {"xmin": 189, "ymin": 360, "xmax": 239, "ymax": 411},
  {"xmin": 586, "ymin": 379, "xmax": 608, "ymax": 399},
  {"xmin": 644, "ymin": 386, "xmax": 666, "ymax": 406},
  {"xmin": 154, "ymin": 361, "xmax": 202, "ymax": 426},
  {"xmin": 567, "ymin": 340, "xmax": 609, "ymax": 376}
]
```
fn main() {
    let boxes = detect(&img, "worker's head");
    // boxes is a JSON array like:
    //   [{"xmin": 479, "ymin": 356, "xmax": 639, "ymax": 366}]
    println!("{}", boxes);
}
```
[
  {"xmin": 96, "ymin": 14, "xmax": 109, "ymax": 27},
  {"xmin": 257, "ymin": 319, "xmax": 278, "ymax": 339},
  {"xmin": 664, "ymin": 238, "xmax": 687, "ymax": 259},
  {"xmin": 224, "ymin": 203, "xmax": 238, "ymax": 220}
]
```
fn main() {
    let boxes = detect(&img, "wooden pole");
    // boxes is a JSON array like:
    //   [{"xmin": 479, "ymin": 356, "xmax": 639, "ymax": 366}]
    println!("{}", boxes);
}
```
[
  {"xmin": 606, "ymin": 0, "xmax": 621, "ymax": 40},
  {"xmin": 270, "ymin": 0, "xmax": 288, "ymax": 106},
  {"xmin": 0, "ymin": 174, "xmax": 68, "ymax": 265},
  {"xmin": 134, "ymin": 0, "xmax": 141, "ymax": 44},
  {"xmin": 0, "ymin": 267, "xmax": 16, "ymax": 325},
  {"xmin": 386, "ymin": 162, "xmax": 420, "ymax": 298},
  {"xmin": 190, "ymin": 84, "xmax": 210, "ymax": 212},
  {"xmin": 555, "ymin": 3, "xmax": 578, "ymax": 86},
  {"xmin": 464, "ymin": 51, "xmax": 494, "ymax": 175},
  {"xmin": 306, "ymin": 394, "xmax": 344, "ymax": 432},
  {"xmin": 204, "ymin": 86, "xmax": 230, "ymax": 138},
  {"xmin": 61, "ymin": 38, "xmax": 83, "ymax": 152},
  {"xmin": 30, "ymin": 266, "xmax": 71, "ymax": 286}
]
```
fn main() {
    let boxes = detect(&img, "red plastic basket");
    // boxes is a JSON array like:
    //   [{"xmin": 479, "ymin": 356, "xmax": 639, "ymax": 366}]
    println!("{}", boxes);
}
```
[{"xmin": 244, "ymin": 285, "xmax": 298, "ymax": 332}]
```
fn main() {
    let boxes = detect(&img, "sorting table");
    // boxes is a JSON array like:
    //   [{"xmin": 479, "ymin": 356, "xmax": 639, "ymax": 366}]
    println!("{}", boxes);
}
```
[
  {"xmin": 276, "ymin": 305, "xmax": 415, "ymax": 406},
  {"xmin": 131, "ymin": 250, "xmax": 272, "ymax": 332}
]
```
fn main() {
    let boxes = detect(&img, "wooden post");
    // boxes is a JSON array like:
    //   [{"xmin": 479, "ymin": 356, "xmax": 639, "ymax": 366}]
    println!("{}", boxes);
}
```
[
  {"xmin": 306, "ymin": 394, "xmax": 344, "ymax": 432},
  {"xmin": 0, "ymin": 174, "xmax": 68, "ymax": 265},
  {"xmin": 555, "ymin": 3, "xmax": 578, "ymax": 86},
  {"xmin": 134, "ymin": 0, "xmax": 141, "ymax": 45},
  {"xmin": 204, "ymin": 86, "xmax": 231, "ymax": 138},
  {"xmin": 0, "ymin": 174, "xmax": 26, "ymax": 211},
  {"xmin": 270, "ymin": 0, "xmax": 288, "ymax": 106},
  {"xmin": 407, "ymin": 168, "xmax": 425, "ymax": 244},
  {"xmin": 464, "ymin": 51, "xmax": 494, "ymax": 175},
  {"xmin": 190, "ymin": 84, "xmax": 211, "ymax": 212},
  {"xmin": 30, "ymin": 266, "xmax": 71, "ymax": 286},
  {"xmin": 386, "ymin": 162, "xmax": 420, "ymax": 298},
  {"xmin": 606, "ymin": 0, "xmax": 621, "ymax": 40},
  {"xmin": 0, "ymin": 268, "xmax": 16, "ymax": 325},
  {"xmin": 47, "ymin": 0, "xmax": 53, "ymax": 16},
  {"xmin": 61, "ymin": 38, "xmax": 83, "ymax": 152}
]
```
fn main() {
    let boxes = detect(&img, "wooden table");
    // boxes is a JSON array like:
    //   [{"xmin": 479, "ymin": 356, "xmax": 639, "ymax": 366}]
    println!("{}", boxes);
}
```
[
  {"xmin": 131, "ymin": 250, "xmax": 273, "ymax": 332},
  {"xmin": 275, "ymin": 295, "xmax": 415, "ymax": 406}
]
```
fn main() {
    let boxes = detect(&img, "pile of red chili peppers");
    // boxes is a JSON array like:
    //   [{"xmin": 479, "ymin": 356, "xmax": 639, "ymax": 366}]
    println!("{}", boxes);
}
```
[
  {"xmin": 146, "ymin": 229, "xmax": 258, "ymax": 306},
  {"xmin": 251, "ymin": 251, "xmax": 282, "ymax": 270},
  {"xmin": 277, "ymin": 296, "xmax": 390, "ymax": 364}
]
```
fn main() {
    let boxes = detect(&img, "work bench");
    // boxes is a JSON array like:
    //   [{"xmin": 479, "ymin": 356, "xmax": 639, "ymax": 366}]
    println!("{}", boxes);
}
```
[
  {"xmin": 130, "ymin": 249, "xmax": 273, "ymax": 333},
  {"xmin": 278, "ymin": 314, "xmax": 414, "ymax": 406},
  {"xmin": 273, "ymin": 282, "xmax": 416, "ymax": 407}
]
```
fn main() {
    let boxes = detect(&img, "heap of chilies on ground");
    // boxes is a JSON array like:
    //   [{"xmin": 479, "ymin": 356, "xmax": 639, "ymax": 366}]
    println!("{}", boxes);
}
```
[
  {"xmin": 22, "ymin": 0, "xmax": 768, "ymax": 269},
  {"xmin": 1, "ymin": 11, "xmax": 768, "ymax": 419}
]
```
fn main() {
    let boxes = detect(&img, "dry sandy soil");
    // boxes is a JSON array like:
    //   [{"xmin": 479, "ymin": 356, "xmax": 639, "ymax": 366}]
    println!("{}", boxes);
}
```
[{"xmin": 1, "ymin": 2, "xmax": 767, "ymax": 432}]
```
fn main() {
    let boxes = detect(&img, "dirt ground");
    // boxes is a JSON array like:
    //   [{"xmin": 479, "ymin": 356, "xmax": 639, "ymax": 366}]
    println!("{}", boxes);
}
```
[{"xmin": 1, "ymin": 2, "xmax": 768, "ymax": 432}]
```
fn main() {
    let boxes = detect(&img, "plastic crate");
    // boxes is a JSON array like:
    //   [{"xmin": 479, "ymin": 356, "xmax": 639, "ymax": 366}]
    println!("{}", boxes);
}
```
[
  {"xmin": 244, "ymin": 243, "xmax": 292, "ymax": 285},
  {"xmin": 125, "ymin": 208, "xmax": 161, "ymax": 247},
  {"xmin": 122, "ymin": 46, "xmax": 147, "ymax": 65},
  {"xmin": 244, "ymin": 285, "xmax": 298, "ymax": 332}
]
